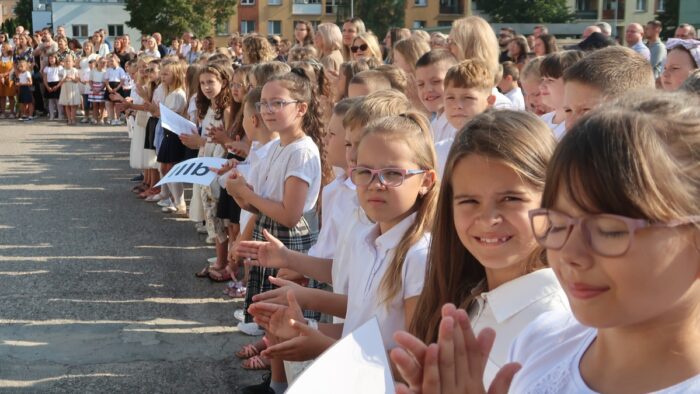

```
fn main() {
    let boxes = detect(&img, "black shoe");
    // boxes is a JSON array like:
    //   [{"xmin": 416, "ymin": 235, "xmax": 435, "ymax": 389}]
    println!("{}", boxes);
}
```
[
  {"xmin": 130, "ymin": 174, "xmax": 144, "ymax": 182},
  {"xmin": 240, "ymin": 373, "xmax": 273, "ymax": 394}
]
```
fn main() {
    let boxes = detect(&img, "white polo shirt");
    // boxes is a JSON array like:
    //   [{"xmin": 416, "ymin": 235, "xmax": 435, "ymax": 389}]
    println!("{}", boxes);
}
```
[
  {"xmin": 541, "ymin": 111, "xmax": 566, "ymax": 140},
  {"xmin": 468, "ymin": 268, "xmax": 569, "ymax": 387},
  {"xmin": 430, "ymin": 111, "xmax": 457, "ymax": 143},
  {"xmin": 508, "ymin": 310, "xmax": 700, "ymax": 393},
  {"xmin": 341, "ymin": 213, "xmax": 430, "ymax": 349},
  {"xmin": 307, "ymin": 175, "xmax": 359, "ymax": 259},
  {"xmin": 435, "ymin": 137, "xmax": 454, "ymax": 180},
  {"xmin": 492, "ymin": 87, "xmax": 515, "ymax": 109}
]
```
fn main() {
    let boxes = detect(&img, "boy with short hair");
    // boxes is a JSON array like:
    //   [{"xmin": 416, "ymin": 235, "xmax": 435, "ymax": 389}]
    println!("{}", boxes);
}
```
[
  {"xmin": 562, "ymin": 46, "xmax": 655, "ymax": 128},
  {"xmin": 347, "ymin": 70, "xmax": 392, "ymax": 97},
  {"xmin": 415, "ymin": 50, "xmax": 459, "ymax": 143},
  {"xmin": 443, "ymin": 58, "xmax": 496, "ymax": 131},
  {"xmin": 520, "ymin": 56, "xmax": 550, "ymax": 115},
  {"xmin": 498, "ymin": 61, "xmax": 525, "ymax": 111}
]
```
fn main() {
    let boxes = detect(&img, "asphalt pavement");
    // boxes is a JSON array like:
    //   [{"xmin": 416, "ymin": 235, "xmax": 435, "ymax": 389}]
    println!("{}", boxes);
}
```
[{"xmin": 0, "ymin": 118, "xmax": 263, "ymax": 393}]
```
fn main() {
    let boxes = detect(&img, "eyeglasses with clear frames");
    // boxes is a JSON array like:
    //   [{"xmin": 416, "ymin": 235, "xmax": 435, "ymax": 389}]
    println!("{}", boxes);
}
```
[
  {"xmin": 350, "ymin": 167, "xmax": 426, "ymax": 188},
  {"xmin": 529, "ymin": 208, "xmax": 700, "ymax": 257},
  {"xmin": 255, "ymin": 99, "xmax": 300, "ymax": 113}
]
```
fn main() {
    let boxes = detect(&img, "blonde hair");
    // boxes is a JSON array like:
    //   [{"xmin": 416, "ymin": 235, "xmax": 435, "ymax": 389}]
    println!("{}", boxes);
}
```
[
  {"xmin": 412, "ymin": 29, "xmax": 431, "ymax": 44},
  {"xmin": 288, "ymin": 45, "xmax": 318, "ymax": 62},
  {"xmin": 444, "ymin": 58, "xmax": 494, "ymax": 93},
  {"xmin": 352, "ymin": 33, "xmax": 383, "ymax": 62},
  {"xmin": 343, "ymin": 89, "xmax": 411, "ymax": 131},
  {"xmin": 393, "ymin": 37, "xmax": 431, "ymax": 73},
  {"xmin": 521, "ymin": 55, "xmax": 544, "ymax": 82},
  {"xmin": 358, "ymin": 112, "xmax": 438, "ymax": 306},
  {"xmin": 449, "ymin": 16, "xmax": 500, "ymax": 75},
  {"xmin": 348, "ymin": 70, "xmax": 392, "ymax": 92},
  {"xmin": 375, "ymin": 65, "xmax": 408, "ymax": 94},
  {"xmin": 243, "ymin": 35, "xmax": 276, "ymax": 64},
  {"xmin": 411, "ymin": 109, "xmax": 556, "ymax": 343},
  {"xmin": 161, "ymin": 60, "xmax": 187, "ymax": 95},
  {"xmin": 317, "ymin": 23, "xmax": 343, "ymax": 53},
  {"xmin": 543, "ymin": 91, "xmax": 700, "ymax": 226}
]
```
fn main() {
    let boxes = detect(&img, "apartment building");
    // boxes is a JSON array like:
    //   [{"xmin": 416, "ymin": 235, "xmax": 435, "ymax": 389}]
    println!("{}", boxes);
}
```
[
  {"xmin": 1, "ymin": 0, "xmax": 17, "ymax": 23},
  {"xmin": 32, "ymin": 0, "xmax": 139, "ymax": 40}
]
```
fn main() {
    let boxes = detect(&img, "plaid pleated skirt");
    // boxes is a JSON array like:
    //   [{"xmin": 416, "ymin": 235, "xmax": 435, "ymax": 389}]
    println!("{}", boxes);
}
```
[{"xmin": 243, "ymin": 212, "xmax": 320, "ymax": 323}]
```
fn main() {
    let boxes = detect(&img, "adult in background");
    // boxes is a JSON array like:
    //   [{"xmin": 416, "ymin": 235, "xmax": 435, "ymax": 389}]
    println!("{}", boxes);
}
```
[
  {"xmin": 534, "ymin": 34, "xmax": 557, "ymax": 57},
  {"xmin": 596, "ymin": 21, "xmax": 612, "ymax": 37},
  {"xmin": 645, "ymin": 20, "xmax": 667, "ymax": 79},
  {"xmin": 92, "ymin": 31, "xmax": 109, "ymax": 56},
  {"xmin": 315, "ymin": 23, "xmax": 344, "ymax": 74},
  {"xmin": 152, "ymin": 32, "xmax": 168, "ymax": 58},
  {"xmin": 498, "ymin": 27, "xmax": 515, "ymax": 63},
  {"xmin": 179, "ymin": 31, "xmax": 193, "ymax": 59},
  {"xmin": 508, "ymin": 35, "xmax": 530, "ymax": 70},
  {"xmin": 533, "ymin": 24, "xmax": 548, "ymax": 39},
  {"xmin": 675, "ymin": 23, "xmax": 697, "ymax": 39},
  {"xmin": 341, "ymin": 17, "xmax": 365, "ymax": 60},
  {"xmin": 625, "ymin": 23, "xmax": 650, "ymax": 61},
  {"xmin": 293, "ymin": 21, "xmax": 314, "ymax": 48},
  {"xmin": 582, "ymin": 25, "xmax": 601, "ymax": 39}
]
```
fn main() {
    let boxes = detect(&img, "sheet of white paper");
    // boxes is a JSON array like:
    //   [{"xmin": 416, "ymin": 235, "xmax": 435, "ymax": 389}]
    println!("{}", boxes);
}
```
[
  {"xmin": 155, "ymin": 157, "xmax": 228, "ymax": 187},
  {"xmin": 159, "ymin": 103, "xmax": 196, "ymax": 135},
  {"xmin": 287, "ymin": 318, "xmax": 395, "ymax": 394}
]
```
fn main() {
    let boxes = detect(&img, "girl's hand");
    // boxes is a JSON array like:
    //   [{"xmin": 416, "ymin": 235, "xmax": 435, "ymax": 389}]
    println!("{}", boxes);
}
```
[
  {"xmin": 276, "ymin": 268, "xmax": 306, "ymax": 283},
  {"xmin": 224, "ymin": 170, "xmax": 251, "ymax": 198},
  {"xmin": 179, "ymin": 133, "xmax": 205, "ymax": 149},
  {"xmin": 392, "ymin": 304, "xmax": 520, "ymax": 394},
  {"xmin": 268, "ymin": 291, "xmax": 306, "ymax": 341},
  {"xmin": 211, "ymin": 158, "xmax": 238, "ymax": 176},
  {"xmin": 261, "ymin": 318, "xmax": 335, "ymax": 361},
  {"xmin": 225, "ymin": 136, "xmax": 249, "ymax": 158},
  {"xmin": 252, "ymin": 276, "xmax": 306, "ymax": 307},
  {"xmin": 235, "ymin": 229, "xmax": 290, "ymax": 270},
  {"xmin": 207, "ymin": 124, "xmax": 231, "ymax": 145}
]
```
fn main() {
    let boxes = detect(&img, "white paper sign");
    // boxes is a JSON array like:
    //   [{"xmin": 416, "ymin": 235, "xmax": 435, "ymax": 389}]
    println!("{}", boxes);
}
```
[
  {"xmin": 287, "ymin": 318, "xmax": 395, "ymax": 394},
  {"xmin": 159, "ymin": 103, "xmax": 196, "ymax": 135},
  {"xmin": 155, "ymin": 157, "xmax": 228, "ymax": 187}
]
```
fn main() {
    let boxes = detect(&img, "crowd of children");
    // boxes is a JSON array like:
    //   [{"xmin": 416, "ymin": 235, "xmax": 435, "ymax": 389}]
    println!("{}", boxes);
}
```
[{"xmin": 2, "ymin": 16, "xmax": 699, "ymax": 394}]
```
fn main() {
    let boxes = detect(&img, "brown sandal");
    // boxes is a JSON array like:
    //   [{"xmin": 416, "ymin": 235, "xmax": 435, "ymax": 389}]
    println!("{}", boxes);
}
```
[
  {"xmin": 235, "ymin": 343, "xmax": 261, "ymax": 359},
  {"xmin": 241, "ymin": 355, "xmax": 271, "ymax": 370}
]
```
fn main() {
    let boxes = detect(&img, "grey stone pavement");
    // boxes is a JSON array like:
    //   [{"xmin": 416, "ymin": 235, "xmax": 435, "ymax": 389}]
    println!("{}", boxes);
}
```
[{"xmin": 0, "ymin": 119, "xmax": 264, "ymax": 393}]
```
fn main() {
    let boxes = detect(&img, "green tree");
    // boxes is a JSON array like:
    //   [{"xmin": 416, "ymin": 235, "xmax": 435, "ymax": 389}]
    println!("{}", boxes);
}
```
[
  {"xmin": 655, "ymin": 0, "xmax": 680, "ymax": 40},
  {"xmin": 13, "ymin": 0, "xmax": 33, "ymax": 32},
  {"xmin": 125, "ymin": 0, "xmax": 237, "ymax": 41},
  {"xmin": 476, "ymin": 0, "xmax": 575, "ymax": 23},
  {"xmin": 1, "ymin": 18, "xmax": 18, "ymax": 35},
  {"xmin": 354, "ymin": 0, "xmax": 405, "ymax": 39}
]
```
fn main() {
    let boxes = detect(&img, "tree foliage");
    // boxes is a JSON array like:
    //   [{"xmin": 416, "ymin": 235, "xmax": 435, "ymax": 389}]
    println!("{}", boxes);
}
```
[
  {"xmin": 125, "ymin": 0, "xmax": 237, "ymax": 41},
  {"xmin": 477, "ymin": 0, "xmax": 575, "ymax": 23},
  {"xmin": 13, "ymin": 0, "xmax": 33, "ymax": 32},
  {"xmin": 354, "ymin": 0, "xmax": 405, "ymax": 40},
  {"xmin": 1, "ymin": 18, "xmax": 19, "ymax": 35},
  {"xmin": 655, "ymin": 0, "xmax": 680, "ymax": 40}
]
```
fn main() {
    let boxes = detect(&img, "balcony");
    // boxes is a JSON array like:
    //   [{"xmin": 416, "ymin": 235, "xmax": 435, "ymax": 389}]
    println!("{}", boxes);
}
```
[
  {"xmin": 602, "ymin": 0, "xmax": 625, "ymax": 19},
  {"xmin": 439, "ymin": 0, "xmax": 463, "ymax": 15},
  {"xmin": 575, "ymin": 10, "xmax": 598, "ymax": 19},
  {"xmin": 293, "ymin": 0, "xmax": 322, "ymax": 15}
]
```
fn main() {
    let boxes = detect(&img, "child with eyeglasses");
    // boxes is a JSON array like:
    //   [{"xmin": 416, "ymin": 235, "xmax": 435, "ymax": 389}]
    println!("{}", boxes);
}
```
[{"xmin": 392, "ymin": 92, "xmax": 700, "ymax": 394}]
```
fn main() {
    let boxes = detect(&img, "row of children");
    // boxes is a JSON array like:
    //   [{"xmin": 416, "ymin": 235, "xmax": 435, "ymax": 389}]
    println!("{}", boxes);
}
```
[{"xmin": 115, "ymin": 15, "xmax": 700, "ymax": 394}]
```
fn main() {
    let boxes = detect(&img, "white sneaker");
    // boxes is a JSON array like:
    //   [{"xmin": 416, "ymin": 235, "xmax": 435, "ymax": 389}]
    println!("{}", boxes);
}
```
[
  {"xmin": 145, "ymin": 194, "xmax": 162, "ymax": 202},
  {"xmin": 234, "ymin": 309, "xmax": 245, "ymax": 323},
  {"xmin": 162, "ymin": 204, "xmax": 177, "ymax": 213},
  {"xmin": 157, "ymin": 198, "xmax": 172, "ymax": 207},
  {"xmin": 196, "ymin": 226, "xmax": 208, "ymax": 234},
  {"xmin": 207, "ymin": 257, "xmax": 217, "ymax": 264},
  {"xmin": 205, "ymin": 236, "xmax": 216, "ymax": 245},
  {"xmin": 80, "ymin": 117, "xmax": 89, "ymax": 124},
  {"xmin": 237, "ymin": 322, "xmax": 264, "ymax": 336}
]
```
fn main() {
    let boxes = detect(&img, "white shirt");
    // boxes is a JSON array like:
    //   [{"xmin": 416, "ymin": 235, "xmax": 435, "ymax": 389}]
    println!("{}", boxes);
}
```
[
  {"xmin": 43, "ymin": 66, "xmax": 64, "ymax": 83},
  {"xmin": 90, "ymin": 69, "xmax": 105, "ymax": 83},
  {"xmin": 180, "ymin": 43, "xmax": 192, "ymax": 58},
  {"xmin": 103, "ymin": 66, "xmax": 126, "ymax": 83},
  {"xmin": 430, "ymin": 112, "xmax": 457, "ymax": 143},
  {"xmin": 509, "ymin": 310, "xmax": 700, "ymax": 393},
  {"xmin": 307, "ymin": 175, "xmax": 359, "ymax": 259},
  {"xmin": 187, "ymin": 95, "xmax": 197, "ymax": 122},
  {"xmin": 229, "ymin": 137, "xmax": 280, "ymax": 230},
  {"xmin": 541, "ymin": 111, "xmax": 566, "ymax": 140},
  {"xmin": 122, "ymin": 74, "xmax": 135, "ymax": 90},
  {"xmin": 492, "ymin": 87, "xmax": 515, "ymax": 109},
  {"xmin": 249, "ymin": 136, "xmax": 321, "ymax": 213},
  {"xmin": 341, "ymin": 213, "xmax": 430, "ymax": 348},
  {"xmin": 141, "ymin": 49, "xmax": 161, "ymax": 59},
  {"xmin": 504, "ymin": 87, "xmax": 526, "ymax": 111},
  {"xmin": 435, "ymin": 137, "xmax": 454, "ymax": 180},
  {"xmin": 150, "ymin": 84, "xmax": 167, "ymax": 116},
  {"xmin": 18, "ymin": 71, "xmax": 32, "ymax": 84},
  {"xmin": 79, "ymin": 53, "xmax": 99, "ymax": 70},
  {"xmin": 468, "ymin": 269, "xmax": 569, "ymax": 387},
  {"xmin": 163, "ymin": 88, "xmax": 187, "ymax": 114}
]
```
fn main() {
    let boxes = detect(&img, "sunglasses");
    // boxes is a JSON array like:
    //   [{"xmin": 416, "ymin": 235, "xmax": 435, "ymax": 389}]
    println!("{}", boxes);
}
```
[{"xmin": 350, "ymin": 44, "xmax": 368, "ymax": 53}]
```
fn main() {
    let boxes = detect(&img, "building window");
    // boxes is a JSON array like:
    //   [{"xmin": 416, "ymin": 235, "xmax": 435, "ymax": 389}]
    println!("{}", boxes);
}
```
[
  {"xmin": 241, "ymin": 0, "xmax": 255, "ymax": 5},
  {"xmin": 437, "ymin": 20, "xmax": 453, "ymax": 27},
  {"xmin": 216, "ymin": 19, "xmax": 229, "ymax": 36},
  {"xmin": 268, "ymin": 20, "xmax": 281, "ymax": 35},
  {"xmin": 269, "ymin": 0, "xmax": 281, "ymax": 4},
  {"xmin": 294, "ymin": 0, "xmax": 321, "ymax": 3},
  {"xmin": 107, "ymin": 24, "xmax": 124, "ymax": 37},
  {"xmin": 636, "ymin": 0, "xmax": 647, "ymax": 11},
  {"xmin": 241, "ymin": 20, "xmax": 256, "ymax": 34},
  {"xmin": 657, "ymin": 0, "xmax": 665, "ymax": 11},
  {"xmin": 326, "ymin": 0, "xmax": 339, "ymax": 14},
  {"xmin": 72, "ymin": 24, "xmax": 88, "ymax": 38},
  {"xmin": 311, "ymin": 20, "xmax": 321, "ymax": 29},
  {"xmin": 412, "ymin": 21, "xmax": 426, "ymax": 29},
  {"xmin": 415, "ymin": 0, "xmax": 427, "ymax": 6}
]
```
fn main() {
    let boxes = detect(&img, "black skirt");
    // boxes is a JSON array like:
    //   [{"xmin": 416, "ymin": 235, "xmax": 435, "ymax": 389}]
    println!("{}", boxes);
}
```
[
  {"xmin": 156, "ymin": 129, "xmax": 186, "ymax": 164},
  {"xmin": 19, "ymin": 86, "xmax": 33, "ymax": 104},
  {"xmin": 216, "ymin": 152, "xmax": 245, "ymax": 223},
  {"xmin": 144, "ymin": 116, "xmax": 158, "ymax": 150},
  {"xmin": 104, "ymin": 81, "xmax": 122, "ymax": 101},
  {"xmin": 45, "ymin": 81, "xmax": 60, "ymax": 99}
]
